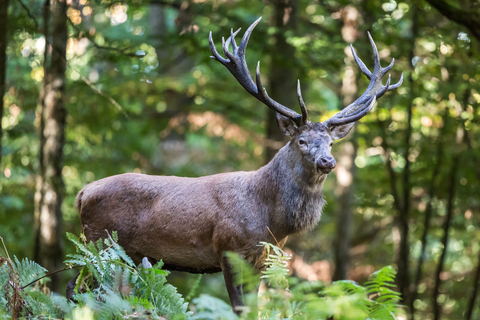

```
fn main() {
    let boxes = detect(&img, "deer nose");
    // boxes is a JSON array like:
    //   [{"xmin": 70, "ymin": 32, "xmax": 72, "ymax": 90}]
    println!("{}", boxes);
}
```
[{"xmin": 316, "ymin": 156, "xmax": 336, "ymax": 173}]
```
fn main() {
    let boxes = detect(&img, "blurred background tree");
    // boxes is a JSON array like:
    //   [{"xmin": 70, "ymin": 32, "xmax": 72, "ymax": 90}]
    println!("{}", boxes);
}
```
[{"xmin": 1, "ymin": 0, "xmax": 479, "ymax": 319}]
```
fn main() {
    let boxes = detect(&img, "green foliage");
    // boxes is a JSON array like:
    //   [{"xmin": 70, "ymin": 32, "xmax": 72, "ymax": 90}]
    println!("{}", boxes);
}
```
[
  {"xmin": 0, "ymin": 232, "xmax": 190, "ymax": 319},
  {"xmin": 3, "ymin": 1, "xmax": 480, "ymax": 318},
  {"xmin": 0, "ymin": 255, "xmax": 63, "ymax": 318},
  {"xmin": 259, "ymin": 242, "xmax": 291, "ymax": 290},
  {"xmin": 0, "ymin": 237, "xmax": 402, "ymax": 320},
  {"xmin": 192, "ymin": 294, "xmax": 238, "ymax": 320},
  {"xmin": 308, "ymin": 267, "xmax": 402, "ymax": 320},
  {"xmin": 199, "ymin": 243, "xmax": 403, "ymax": 320},
  {"xmin": 63, "ymin": 232, "xmax": 190, "ymax": 319}
]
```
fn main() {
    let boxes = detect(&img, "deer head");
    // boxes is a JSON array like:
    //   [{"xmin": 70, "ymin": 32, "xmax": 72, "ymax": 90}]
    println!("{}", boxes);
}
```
[{"xmin": 209, "ymin": 17, "xmax": 403, "ymax": 176}]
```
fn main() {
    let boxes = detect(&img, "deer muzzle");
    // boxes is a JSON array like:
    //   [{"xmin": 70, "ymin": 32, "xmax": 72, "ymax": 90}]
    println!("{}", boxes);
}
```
[{"xmin": 316, "ymin": 155, "xmax": 336, "ymax": 174}]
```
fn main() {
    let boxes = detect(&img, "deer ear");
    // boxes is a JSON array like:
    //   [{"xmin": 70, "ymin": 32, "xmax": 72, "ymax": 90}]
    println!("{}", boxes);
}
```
[
  {"xmin": 275, "ymin": 112, "xmax": 297, "ymax": 136},
  {"xmin": 329, "ymin": 123, "xmax": 355, "ymax": 140}
]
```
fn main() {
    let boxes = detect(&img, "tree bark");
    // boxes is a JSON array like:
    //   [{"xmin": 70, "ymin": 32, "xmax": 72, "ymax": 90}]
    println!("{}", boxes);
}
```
[
  {"xmin": 432, "ymin": 147, "xmax": 460, "ymax": 320},
  {"xmin": 34, "ymin": 0, "xmax": 50, "ymax": 264},
  {"xmin": 0, "ymin": 0, "xmax": 8, "ymax": 165},
  {"xmin": 333, "ymin": 140, "xmax": 356, "ymax": 280},
  {"xmin": 397, "ymin": 6, "xmax": 418, "ymax": 309},
  {"xmin": 265, "ymin": 0, "xmax": 297, "ymax": 163},
  {"xmin": 460, "ymin": 89, "xmax": 479, "ymax": 320},
  {"xmin": 35, "ymin": 0, "xmax": 67, "ymax": 292},
  {"xmin": 410, "ymin": 109, "xmax": 446, "ymax": 319},
  {"xmin": 332, "ymin": 4, "xmax": 360, "ymax": 281},
  {"xmin": 432, "ymin": 111, "xmax": 465, "ymax": 319}
]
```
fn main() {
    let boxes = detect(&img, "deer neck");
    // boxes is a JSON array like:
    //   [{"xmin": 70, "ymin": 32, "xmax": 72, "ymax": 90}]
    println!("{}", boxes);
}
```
[{"xmin": 253, "ymin": 142, "xmax": 327, "ymax": 238}]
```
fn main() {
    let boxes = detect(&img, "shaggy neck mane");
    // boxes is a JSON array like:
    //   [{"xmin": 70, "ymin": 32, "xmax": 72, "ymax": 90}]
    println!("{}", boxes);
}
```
[{"xmin": 252, "ymin": 143, "xmax": 327, "ymax": 238}]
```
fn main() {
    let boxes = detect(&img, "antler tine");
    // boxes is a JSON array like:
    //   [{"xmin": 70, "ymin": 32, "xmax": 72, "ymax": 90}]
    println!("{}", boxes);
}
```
[
  {"xmin": 350, "ymin": 44, "xmax": 372, "ymax": 80},
  {"xmin": 388, "ymin": 73, "xmax": 404, "ymax": 91},
  {"xmin": 238, "ymin": 17, "xmax": 262, "ymax": 54},
  {"xmin": 209, "ymin": 31, "xmax": 228, "ymax": 64},
  {"xmin": 221, "ymin": 37, "xmax": 230, "ymax": 60},
  {"xmin": 376, "ymin": 74, "xmax": 391, "ymax": 98},
  {"xmin": 255, "ymin": 62, "xmax": 269, "ymax": 102},
  {"xmin": 297, "ymin": 80, "xmax": 308, "ymax": 126},
  {"xmin": 230, "ymin": 28, "xmax": 239, "ymax": 52},
  {"xmin": 381, "ymin": 58, "xmax": 395, "ymax": 77},
  {"xmin": 367, "ymin": 32, "xmax": 381, "ymax": 74},
  {"xmin": 210, "ymin": 17, "xmax": 306, "ymax": 127},
  {"xmin": 323, "ymin": 33, "xmax": 402, "ymax": 129},
  {"xmin": 223, "ymin": 28, "xmax": 241, "ymax": 60}
]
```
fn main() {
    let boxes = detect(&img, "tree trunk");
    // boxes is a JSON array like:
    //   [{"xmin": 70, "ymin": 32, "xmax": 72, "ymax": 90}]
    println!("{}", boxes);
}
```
[
  {"xmin": 332, "ymin": 4, "xmax": 360, "ymax": 281},
  {"xmin": 432, "ymin": 114, "xmax": 465, "ymax": 319},
  {"xmin": 35, "ymin": 0, "xmax": 67, "ymax": 292},
  {"xmin": 0, "ymin": 0, "xmax": 8, "ymax": 165},
  {"xmin": 265, "ymin": 0, "xmax": 297, "ymax": 163},
  {"xmin": 333, "ymin": 140, "xmax": 356, "ymax": 280},
  {"xmin": 410, "ymin": 111, "xmax": 445, "ymax": 318},
  {"xmin": 149, "ymin": 0, "xmax": 167, "ymax": 63},
  {"xmin": 397, "ymin": 6, "xmax": 418, "ymax": 309},
  {"xmin": 432, "ymin": 147, "xmax": 460, "ymax": 320},
  {"xmin": 34, "ymin": 0, "xmax": 50, "ymax": 264}
]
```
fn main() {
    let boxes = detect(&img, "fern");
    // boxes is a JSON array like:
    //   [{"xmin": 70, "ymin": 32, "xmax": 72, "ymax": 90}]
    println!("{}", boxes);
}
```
[
  {"xmin": 11, "ymin": 257, "xmax": 47, "ymax": 287},
  {"xmin": 0, "ymin": 232, "xmax": 190, "ymax": 319},
  {"xmin": 365, "ymin": 266, "xmax": 402, "ymax": 319},
  {"xmin": 65, "ymin": 232, "xmax": 190, "ymax": 319},
  {"xmin": 212, "ymin": 243, "xmax": 404, "ymax": 320},
  {"xmin": 259, "ymin": 242, "xmax": 291, "ymax": 290},
  {"xmin": 0, "ymin": 235, "xmax": 404, "ymax": 320}
]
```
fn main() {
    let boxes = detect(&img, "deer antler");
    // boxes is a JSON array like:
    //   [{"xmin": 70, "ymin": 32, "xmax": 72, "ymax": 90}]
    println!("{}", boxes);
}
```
[
  {"xmin": 209, "ymin": 17, "xmax": 308, "ymax": 127},
  {"xmin": 323, "ymin": 33, "xmax": 403, "ymax": 128}
]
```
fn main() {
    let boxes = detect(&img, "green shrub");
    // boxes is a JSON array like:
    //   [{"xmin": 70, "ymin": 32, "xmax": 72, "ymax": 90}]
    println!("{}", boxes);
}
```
[{"xmin": 0, "ymin": 234, "xmax": 403, "ymax": 319}]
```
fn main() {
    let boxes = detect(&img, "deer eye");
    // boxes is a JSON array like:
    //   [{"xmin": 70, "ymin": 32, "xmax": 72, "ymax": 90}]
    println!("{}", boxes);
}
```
[{"xmin": 298, "ymin": 139, "xmax": 307, "ymax": 147}]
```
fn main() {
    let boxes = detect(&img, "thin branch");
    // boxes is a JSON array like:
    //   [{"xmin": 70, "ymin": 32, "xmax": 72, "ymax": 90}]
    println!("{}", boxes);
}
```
[
  {"xmin": 67, "ymin": 18, "xmax": 145, "ymax": 58},
  {"xmin": 45, "ymin": 28, "xmax": 131, "ymax": 119},
  {"xmin": 21, "ymin": 265, "xmax": 82, "ymax": 290},
  {"xmin": 425, "ymin": 0, "xmax": 480, "ymax": 42},
  {"xmin": 16, "ymin": 0, "xmax": 139, "ymax": 119},
  {"xmin": 150, "ymin": 0, "xmax": 182, "ymax": 9},
  {"xmin": 78, "ymin": 72, "xmax": 130, "ymax": 119},
  {"xmin": 16, "ymin": 0, "xmax": 39, "ymax": 31}
]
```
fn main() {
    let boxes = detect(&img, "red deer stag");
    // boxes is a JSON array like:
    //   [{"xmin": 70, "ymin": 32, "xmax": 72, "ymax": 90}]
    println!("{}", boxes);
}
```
[{"xmin": 67, "ymin": 17, "xmax": 402, "ymax": 311}]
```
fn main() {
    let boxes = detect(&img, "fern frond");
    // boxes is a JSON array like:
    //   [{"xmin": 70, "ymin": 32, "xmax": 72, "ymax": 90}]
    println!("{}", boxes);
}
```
[{"xmin": 12, "ymin": 256, "xmax": 47, "ymax": 287}]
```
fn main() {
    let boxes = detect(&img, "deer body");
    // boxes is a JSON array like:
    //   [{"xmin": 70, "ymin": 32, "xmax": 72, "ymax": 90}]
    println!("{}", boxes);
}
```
[
  {"xmin": 78, "ymin": 141, "xmax": 326, "ymax": 272},
  {"xmin": 69, "ymin": 17, "xmax": 402, "ymax": 312}
]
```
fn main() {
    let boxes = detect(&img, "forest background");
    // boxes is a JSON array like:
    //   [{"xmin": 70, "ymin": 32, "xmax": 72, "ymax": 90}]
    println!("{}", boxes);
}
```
[{"xmin": 1, "ymin": 0, "xmax": 480, "ymax": 319}]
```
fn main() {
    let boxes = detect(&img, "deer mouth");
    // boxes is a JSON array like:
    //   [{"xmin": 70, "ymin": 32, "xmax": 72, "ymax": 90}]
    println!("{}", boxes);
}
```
[{"xmin": 317, "ymin": 166, "xmax": 333, "ymax": 174}]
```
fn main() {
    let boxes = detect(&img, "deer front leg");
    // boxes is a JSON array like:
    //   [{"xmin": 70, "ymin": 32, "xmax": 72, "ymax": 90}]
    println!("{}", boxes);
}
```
[
  {"xmin": 221, "ymin": 255, "xmax": 244, "ymax": 314},
  {"xmin": 66, "ymin": 272, "xmax": 80, "ymax": 301}
]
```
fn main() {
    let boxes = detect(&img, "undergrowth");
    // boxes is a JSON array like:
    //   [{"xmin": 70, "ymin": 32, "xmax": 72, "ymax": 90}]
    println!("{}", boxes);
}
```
[{"xmin": 0, "ymin": 234, "xmax": 404, "ymax": 319}]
